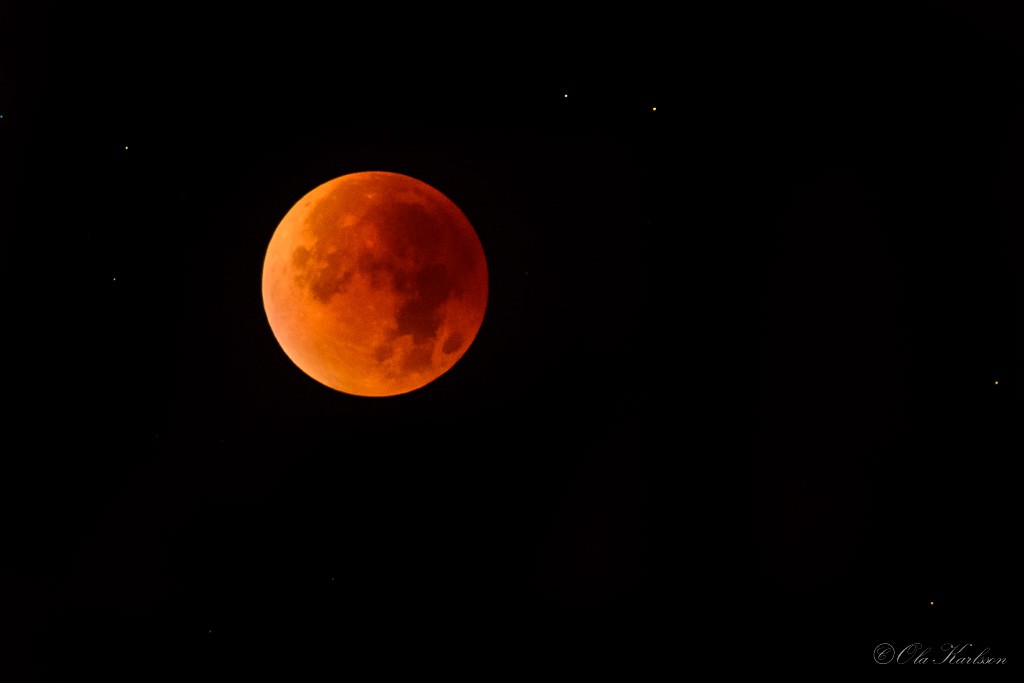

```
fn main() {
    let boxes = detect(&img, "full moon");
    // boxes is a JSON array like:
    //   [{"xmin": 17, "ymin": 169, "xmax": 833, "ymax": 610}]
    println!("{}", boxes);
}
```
[{"xmin": 262, "ymin": 171, "xmax": 488, "ymax": 396}]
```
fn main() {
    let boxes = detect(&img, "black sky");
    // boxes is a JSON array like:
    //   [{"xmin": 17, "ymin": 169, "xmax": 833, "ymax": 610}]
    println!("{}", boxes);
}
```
[{"xmin": 2, "ymin": 1, "xmax": 1021, "ymax": 678}]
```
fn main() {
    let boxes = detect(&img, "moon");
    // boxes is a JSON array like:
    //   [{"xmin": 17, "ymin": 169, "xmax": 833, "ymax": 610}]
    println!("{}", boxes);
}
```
[{"xmin": 261, "ymin": 171, "xmax": 488, "ymax": 397}]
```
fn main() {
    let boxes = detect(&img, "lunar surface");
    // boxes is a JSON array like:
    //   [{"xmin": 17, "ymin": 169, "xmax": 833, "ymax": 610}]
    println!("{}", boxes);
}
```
[{"xmin": 262, "ymin": 171, "xmax": 488, "ymax": 396}]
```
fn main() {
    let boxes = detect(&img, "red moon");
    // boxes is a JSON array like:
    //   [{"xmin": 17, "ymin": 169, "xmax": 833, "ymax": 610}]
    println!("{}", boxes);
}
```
[{"xmin": 261, "ymin": 171, "xmax": 488, "ymax": 396}]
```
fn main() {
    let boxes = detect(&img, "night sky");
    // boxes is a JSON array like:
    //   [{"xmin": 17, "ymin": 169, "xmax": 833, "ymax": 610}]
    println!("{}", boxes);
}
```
[{"xmin": 2, "ymin": 2, "xmax": 1020, "ymax": 678}]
